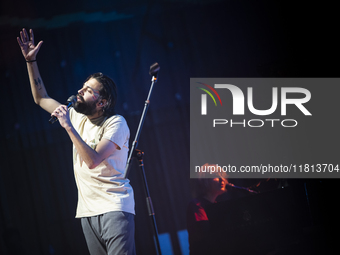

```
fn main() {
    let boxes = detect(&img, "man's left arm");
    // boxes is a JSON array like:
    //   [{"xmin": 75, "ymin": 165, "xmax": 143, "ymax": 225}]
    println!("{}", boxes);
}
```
[{"xmin": 52, "ymin": 105, "xmax": 117, "ymax": 169}]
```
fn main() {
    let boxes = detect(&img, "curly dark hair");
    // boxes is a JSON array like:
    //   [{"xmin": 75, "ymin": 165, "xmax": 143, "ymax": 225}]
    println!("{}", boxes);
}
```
[{"xmin": 85, "ymin": 72, "xmax": 117, "ymax": 117}]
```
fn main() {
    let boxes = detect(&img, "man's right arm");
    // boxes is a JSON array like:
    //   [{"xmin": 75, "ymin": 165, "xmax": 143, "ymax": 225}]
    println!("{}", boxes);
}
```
[{"xmin": 17, "ymin": 28, "xmax": 61, "ymax": 114}]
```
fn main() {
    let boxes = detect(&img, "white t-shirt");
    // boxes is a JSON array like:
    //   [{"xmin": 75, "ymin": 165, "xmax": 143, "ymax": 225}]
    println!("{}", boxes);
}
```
[{"xmin": 69, "ymin": 108, "xmax": 135, "ymax": 218}]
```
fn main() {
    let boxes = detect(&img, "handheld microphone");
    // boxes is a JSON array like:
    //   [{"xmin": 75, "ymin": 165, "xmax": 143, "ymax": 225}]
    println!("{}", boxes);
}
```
[
  {"xmin": 49, "ymin": 95, "xmax": 77, "ymax": 124},
  {"xmin": 225, "ymin": 183, "xmax": 259, "ymax": 194}
]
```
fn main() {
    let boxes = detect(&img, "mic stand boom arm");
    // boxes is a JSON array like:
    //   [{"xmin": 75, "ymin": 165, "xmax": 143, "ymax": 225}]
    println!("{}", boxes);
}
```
[
  {"xmin": 124, "ymin": 77, "xmax": 156, "ymax": 179},
  {"xmin": 124, "ymin": 62, "xmax": 159, "ymax": 179}
]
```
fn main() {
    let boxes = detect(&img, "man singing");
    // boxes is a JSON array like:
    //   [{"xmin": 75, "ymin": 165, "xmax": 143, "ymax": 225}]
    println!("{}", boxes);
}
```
[{"xmin": 17, "ymin": 28, "xmax": 135, "ymax": 255}]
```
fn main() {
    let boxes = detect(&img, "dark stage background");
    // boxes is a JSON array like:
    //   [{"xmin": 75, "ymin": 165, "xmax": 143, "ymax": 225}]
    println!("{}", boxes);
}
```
[{"xmin": 0, "ymin": 1, "xmax": 338, "ymax": 255}]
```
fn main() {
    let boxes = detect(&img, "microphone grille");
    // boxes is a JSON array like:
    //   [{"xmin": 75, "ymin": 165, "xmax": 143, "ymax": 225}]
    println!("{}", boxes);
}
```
[{"xmin": 67, "ymin": 95, "xmax": 77, "ymax": 105}]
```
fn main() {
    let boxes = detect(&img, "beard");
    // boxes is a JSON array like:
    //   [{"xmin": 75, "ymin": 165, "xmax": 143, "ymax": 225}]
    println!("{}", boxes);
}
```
[{"xmin": 74, "ymin": 95, "xmax": 97, "ymax": 116}]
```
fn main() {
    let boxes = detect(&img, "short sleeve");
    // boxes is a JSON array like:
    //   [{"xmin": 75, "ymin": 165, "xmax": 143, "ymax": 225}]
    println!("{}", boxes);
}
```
[{"xmin": 102, "ymin": 115, "xmax": 130, "ymax": 150}]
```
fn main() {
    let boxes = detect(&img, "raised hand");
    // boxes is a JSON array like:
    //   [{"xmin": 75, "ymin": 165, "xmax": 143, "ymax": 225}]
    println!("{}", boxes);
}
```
[{"xmin": 17, "ymin": 28, "xmax": 43, "ymax": 61}]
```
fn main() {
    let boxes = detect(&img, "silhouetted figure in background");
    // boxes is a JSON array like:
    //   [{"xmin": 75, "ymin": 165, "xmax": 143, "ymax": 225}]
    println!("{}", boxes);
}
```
[{"xmin": 186, "ymin": 164, "xmax": 229, "ymax": 255}]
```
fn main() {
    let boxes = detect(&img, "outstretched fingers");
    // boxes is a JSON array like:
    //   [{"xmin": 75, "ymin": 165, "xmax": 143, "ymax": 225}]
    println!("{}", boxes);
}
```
[
  {"xmin": 36, "ymin": 40, "xmax": 43, "ymax": 51},
  {"xmin": 30, "ymin": 29, "xmax": 34, "ymax": 44},
  {"xmin": 17, "ymin": 36, "xmax": 23, "ymax": 47},
  {"xmin": 20, "ymin": 31, "xmax": 24, "ymax": 43},
  {"xmin": 19, "ymin": 28, "xmax": 30, "ymax": 44},
  {"xmin": 23, "ymin": 28, "xmax": 29, "ymax": 42},
  {"xmin": 17, "ymin": 28, "xmax": 43, "ymax": 61}
]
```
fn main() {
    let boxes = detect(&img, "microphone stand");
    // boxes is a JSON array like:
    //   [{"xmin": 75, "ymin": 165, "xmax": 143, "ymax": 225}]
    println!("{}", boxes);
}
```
[
  {"xmin": 226, "ymin": 183, "xmax": 259, "ymax": 194},
  {"xmin": 124, "ymin": 63, "xmax": 162, "ymax": 255}
]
